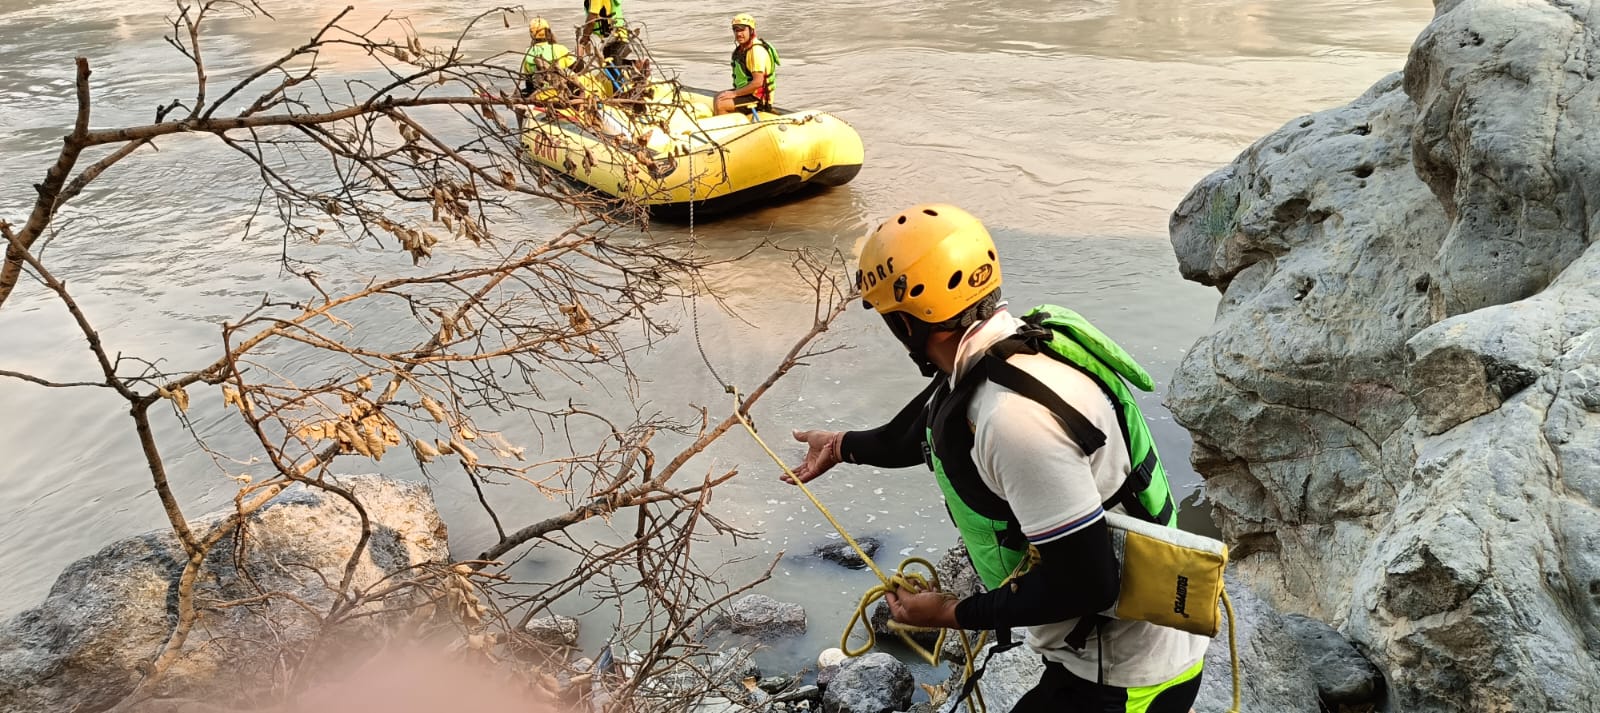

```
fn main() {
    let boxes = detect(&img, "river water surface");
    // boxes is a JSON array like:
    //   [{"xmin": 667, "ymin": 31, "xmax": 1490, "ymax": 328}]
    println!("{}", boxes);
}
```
[{"xmin": 0, "ymin": 0, "xmax": 1434, "ymax": 685}]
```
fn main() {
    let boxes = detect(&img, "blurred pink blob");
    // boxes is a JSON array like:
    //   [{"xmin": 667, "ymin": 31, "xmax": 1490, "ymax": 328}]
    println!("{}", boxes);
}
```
[{"xmin": 281, "ymin": 647, "xmax": 570, "ymax": 713}]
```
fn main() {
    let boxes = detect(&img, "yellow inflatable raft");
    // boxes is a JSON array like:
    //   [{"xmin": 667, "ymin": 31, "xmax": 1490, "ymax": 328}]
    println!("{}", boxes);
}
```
[{"xmin": 520, "ymin": 75, "xmax": 863, "ymax": 219}]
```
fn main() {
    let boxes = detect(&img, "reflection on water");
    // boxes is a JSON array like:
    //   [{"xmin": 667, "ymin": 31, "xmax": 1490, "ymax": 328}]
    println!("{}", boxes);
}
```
[{"xmin": 0, "ymin": 0, "xmax": 1434, "ymax": 681}]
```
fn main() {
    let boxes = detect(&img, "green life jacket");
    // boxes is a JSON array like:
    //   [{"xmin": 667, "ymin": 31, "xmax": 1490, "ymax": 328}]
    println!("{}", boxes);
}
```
[
  {"xmin": 730, "ymin": 38, "xmax": 780, "ymax": 104},
  {"xmin": 926, "ymin": 306, "xmax": 1178, "ymax": 590},
  {"xmin": 587, "ymin": 0, "xmax": 624, "ymax": 36},
  {"xmin": 523, "ymin": 42, "xmax": 572, "ymax": 76}
]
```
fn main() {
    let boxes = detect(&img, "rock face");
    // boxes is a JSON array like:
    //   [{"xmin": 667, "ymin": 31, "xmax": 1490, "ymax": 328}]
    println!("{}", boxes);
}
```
[
  {"xmin": 820, "ymin": 652, "xmax": 912, "ymax": 713},
  {"xmin": 1168, "ymin": 1, "xmax": 1600, "ymax": 710},
  {"xmin": 0, "ymin": 476, "xmax": 449, "ymax": 713}
]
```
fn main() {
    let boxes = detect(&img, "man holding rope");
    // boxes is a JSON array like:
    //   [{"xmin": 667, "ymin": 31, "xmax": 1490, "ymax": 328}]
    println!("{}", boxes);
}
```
[{"xmin": 787, "ymin": 204, "xmax": 1207, "ymax": 712}]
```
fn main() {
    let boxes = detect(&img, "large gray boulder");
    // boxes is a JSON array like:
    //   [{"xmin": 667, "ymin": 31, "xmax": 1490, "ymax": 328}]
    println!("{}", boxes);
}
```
[
  {"xmin": 821, "ymin": 652, "xmax": 912, "ymax": 713},
  {"xmin": 0, "ymin": 475, "xmax": 449, "ymax": 713},
  {"xmin": 1168, "ymin": 0, "xmax": 1600, "ymax": 710}
]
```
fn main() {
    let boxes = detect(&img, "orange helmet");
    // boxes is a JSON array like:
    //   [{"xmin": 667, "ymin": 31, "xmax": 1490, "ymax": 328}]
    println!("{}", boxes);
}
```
[{"xmin": 857, "ymin": 204, "xmax": 1001, "ymax": 324}]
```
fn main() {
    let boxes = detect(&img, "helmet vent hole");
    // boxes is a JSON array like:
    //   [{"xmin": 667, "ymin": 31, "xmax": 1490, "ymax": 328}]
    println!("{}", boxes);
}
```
[
  {"xmin": 909, "ymin": 284, "xmax": 924, "ymax": 297},
  {"xmin": 947, "ymin": 271, "xmax": 963, "ymax": 289},
  {"xmin": 987, "ymin": 250, "xmax": 995, "ymax": 260},
  {"xmin": 923, "ymin": 209, "xmax": 938, "ymax": 216},
  {"xmin": 896, "ymin": 215, "xmax": 907, "ymax": 224}
]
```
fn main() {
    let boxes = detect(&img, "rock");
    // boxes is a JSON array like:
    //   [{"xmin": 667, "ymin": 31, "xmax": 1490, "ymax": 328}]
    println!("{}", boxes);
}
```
[
  {"xmin": 868, "ymin": 601, "xmax": 940, "ymax": 654},
  {"xmin": 1195, "ymin": 576, "xmax": 1318, "ymax": 713},
  {"xmin": 1168, "ymin": 0, "xmax": 1600, "ymax": 709},
  {"xmin": 1282, "ymin": 614, "xmax": 1383, "ymax": 707},
  {"xmin": 816, "ymin": 665, "xmax": 841, "ymax": 690},
  {"xmin": 708, "ymin": 647, "xmax": 761, "ymax": 683},
  {"xmin": 0, "ymin": 475, "xmax": 448, "ymax": 713},
  {"xmin": 636, "ymin": 647, "xmax": 761, "ymax": 708},
  {"xmin": 817, "ymin": 647, "xmax": 848, "ymax": 670},
  {"xmin": 520, "ymin": 615, "xmax": 580, "ymax": 650},
  {"xmin": 814, "ymin": 537, "xmax": 882, "ymax": 570},
  {"xmin": 934, "ymin": 545, "xmax": 983, "ymax": 600},
  {"xmin": 772, "ymin": 684, "xmax": 821, "ymax": 703},
  {"xmin": 935, "ymin": 545, "xmax": 985, "ymax": 663},
  {"xmin": 815, "ymin": 647, "xmax": 847, "ymax": 689},
  {"xmin": 820, "ymin": 652, "xmax": 912, "ymax": 713},
  {"xmin": 759, "ymin": 675, "xmax": 799, "ymax": 694},
  {"xmin": 941, "ymin": 637, "xmax": 1042, "ymax": 713},
  {"xmin": 707, "ymin": 594, "xmax": 806, "ymax": 640}
]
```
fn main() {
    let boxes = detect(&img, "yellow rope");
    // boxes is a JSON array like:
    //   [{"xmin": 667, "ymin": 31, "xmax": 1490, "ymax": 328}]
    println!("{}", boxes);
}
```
[
  {"xmin": 727, "ymin": 388, "xmax": 988, "ymax": 713},
  {"xmin": 1221, "ymin": 587, "xmax": 1241, "ymax": 713}
]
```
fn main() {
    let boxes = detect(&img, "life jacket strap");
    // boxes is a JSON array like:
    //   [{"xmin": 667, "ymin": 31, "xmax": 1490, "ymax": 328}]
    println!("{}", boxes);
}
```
[
  {"xmin": 1100, "ymin": 453, "xmax": 1172, "ymax": 525},
  {"xmin": 978, "ymin": 353, "xmax": 1107, "ymax": 456}
]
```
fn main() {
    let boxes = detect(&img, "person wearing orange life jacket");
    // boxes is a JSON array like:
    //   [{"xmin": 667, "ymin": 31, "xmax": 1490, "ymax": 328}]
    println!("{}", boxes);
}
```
[
  {"xmin": 714, "ymin": 13, "xmax": 780, "ymax": 115},
  {"xmin": 786, "ymin": 205, "xmax": 1209, "ymax": 712}
]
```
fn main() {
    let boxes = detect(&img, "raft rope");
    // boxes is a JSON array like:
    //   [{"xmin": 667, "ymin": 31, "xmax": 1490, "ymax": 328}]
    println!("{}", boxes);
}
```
[{"xmin": 725, "ymin": 387, "xmax": 990, "ymax": 713}]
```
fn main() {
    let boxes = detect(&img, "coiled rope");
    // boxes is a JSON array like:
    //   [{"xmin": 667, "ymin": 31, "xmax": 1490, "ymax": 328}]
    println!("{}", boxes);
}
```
[{"xmin": 727, "ymin": 388, "xmax": 989, "ymax": 713}]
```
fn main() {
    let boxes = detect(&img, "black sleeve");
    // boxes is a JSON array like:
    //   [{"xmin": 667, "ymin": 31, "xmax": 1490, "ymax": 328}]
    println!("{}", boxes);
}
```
[
  {"xmin": 839, "ymin": 378, "xmax": 940, "ymax": 469},
  {"xmin": 952, "ymin": 518, "xmax": 1120, "ymax": 629}
]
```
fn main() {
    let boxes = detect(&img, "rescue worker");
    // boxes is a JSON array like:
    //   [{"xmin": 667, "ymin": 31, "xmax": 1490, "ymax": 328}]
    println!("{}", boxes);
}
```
[
  {"xmin": 521, "ymin": 17, "xmax": 576, "ymax": 97},
  {"xmin": 714, "ymin": 13, "xmax": 779, "ymax": 115},
  {"xmin": 580, "ymin": 0, "xmax": 630, "ymax": 63},
  {"xmin": 787, "ymin": 205, "xmax": 1209, "ymax": 712}
]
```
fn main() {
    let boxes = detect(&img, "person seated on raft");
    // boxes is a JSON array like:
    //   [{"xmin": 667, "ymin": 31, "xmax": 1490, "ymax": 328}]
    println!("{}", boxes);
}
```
[
  {"xmin": 714, "ymin": 13, "xmax": 779, "ymax": 116},
  {"xmin": 521, "ymin": 17, "xmax": 577, "ymax": 97}
]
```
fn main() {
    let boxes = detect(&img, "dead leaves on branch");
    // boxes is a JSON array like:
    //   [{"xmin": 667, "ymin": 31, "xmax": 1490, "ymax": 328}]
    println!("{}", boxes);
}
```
[
  {"xmin": 296, "ymin": 410, "xmax": 402, "ymax": 460},
  {"xmin": 158, "ymin": 384, "xmax": 191, "ymax": 413}
]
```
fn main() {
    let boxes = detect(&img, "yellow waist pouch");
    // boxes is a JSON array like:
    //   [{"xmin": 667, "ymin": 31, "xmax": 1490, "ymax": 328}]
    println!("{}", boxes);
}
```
[{"xmin": 1105, "ymin": 510, "xmax": 1229, "ymax": 637}]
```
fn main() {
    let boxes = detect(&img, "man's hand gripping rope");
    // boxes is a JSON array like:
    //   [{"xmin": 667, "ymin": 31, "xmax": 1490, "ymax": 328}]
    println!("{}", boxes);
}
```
[{"xmin": 728, "ymin": 387, "xmax": 974, "ymax": 667}]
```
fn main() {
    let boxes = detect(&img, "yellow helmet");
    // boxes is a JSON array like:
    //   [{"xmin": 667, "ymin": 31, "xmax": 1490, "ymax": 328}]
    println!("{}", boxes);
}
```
[
  {"xmin": 528, "ymin": 17, "xmax": 552, "ymax": 39},
  {"xmin": 857, "ymin": 204, "xmax": 1002, "ymax": 325},
  {"xmin": 731, "ymin": 13, "xmax": 757, "ymax": 29}
]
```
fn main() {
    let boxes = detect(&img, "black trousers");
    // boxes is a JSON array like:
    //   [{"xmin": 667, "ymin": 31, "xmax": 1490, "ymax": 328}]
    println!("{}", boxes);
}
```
[{"xmin": 1010, "ymin": 659, "xmax": 1203, "ymax": 713}]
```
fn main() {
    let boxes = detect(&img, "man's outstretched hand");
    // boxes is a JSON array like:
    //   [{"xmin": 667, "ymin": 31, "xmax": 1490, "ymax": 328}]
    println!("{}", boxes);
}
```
[{"xmin": 786, "ymin": 429, "xmax": 844, "ymax": 484}]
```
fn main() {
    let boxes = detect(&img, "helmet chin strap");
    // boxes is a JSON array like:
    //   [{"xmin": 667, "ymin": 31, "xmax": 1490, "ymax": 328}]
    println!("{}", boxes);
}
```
[{"xmin": 884, "ymin": 312, "xmax": 940, "ymax": 376}]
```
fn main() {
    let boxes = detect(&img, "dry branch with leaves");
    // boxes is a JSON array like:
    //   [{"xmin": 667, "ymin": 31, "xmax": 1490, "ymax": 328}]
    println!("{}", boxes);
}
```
[{"xmin": 0, "ymin": 3, "xmax": 856, "ymax": 711}]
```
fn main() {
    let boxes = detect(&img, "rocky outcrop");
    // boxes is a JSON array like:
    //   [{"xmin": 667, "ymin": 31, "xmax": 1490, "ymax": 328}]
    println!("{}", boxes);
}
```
[
  {"xmin": 1168, "ymin": 0, "xmax": 1600, "ymax": 710},
  {"xmin": 0, "ymin": 476, "xmax": 449, "ymax": 713}
]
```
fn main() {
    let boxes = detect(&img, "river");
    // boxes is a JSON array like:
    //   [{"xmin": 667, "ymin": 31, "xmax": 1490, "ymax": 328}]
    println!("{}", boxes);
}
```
[{"xmin": 0, "ymin": 0, "xmax": 1435, "ymax": 687}]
